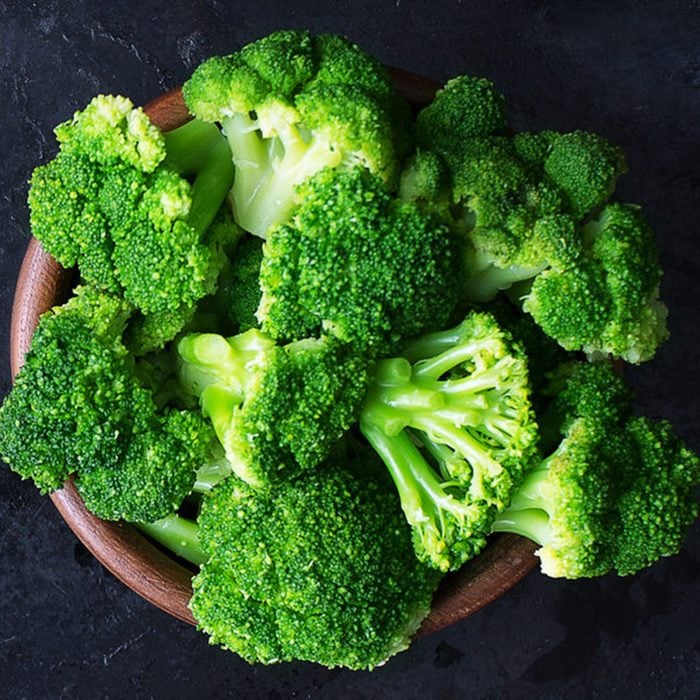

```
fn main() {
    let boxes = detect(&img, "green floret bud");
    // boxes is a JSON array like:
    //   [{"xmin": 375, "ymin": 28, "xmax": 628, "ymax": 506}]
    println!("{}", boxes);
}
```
[
  {"xmin": 415, "ymin": 75, "xmax": 508, "ymax": 150},
  {"xmin": 77, "ymin": 409, "xmax": 213, "ymax": 523},
  {"xmin": 258, "ymin": 167, "xmax": 461, "ymax": 356},
  {"xmin": 225, "ymin": 235, "xmax": 264, "ymax": 332},
  {"xmin": 543, "ymin": 131, "xmax": 627, "ymax": 220},
  {"xmin": 28, "ymin": 97, "xmax": 234, "ymax": 317},
  {"xmin": 613, "ymin": 417, "xmax": 700, "ymax": 575},
  {"xmin": 524, "ymin": 203, "xmax": 669, "ymax": 363},
  {"xmin": 55, "ymin": 94, "xmax": 165, "ymax": 172},
  {"xmin": 0, "ymin": 286, "xmax": 211, "ymax": 522},
  {"xmin": 177, "ymin": 329, "xmax": 370, "ymax": 489},
  {"xmin": 361, "ymin": 311, "xmax": 539, "ymax": 571},
  {"xmin": 191, "ymin": 461, "xmax": 441, "ymax": 669}
]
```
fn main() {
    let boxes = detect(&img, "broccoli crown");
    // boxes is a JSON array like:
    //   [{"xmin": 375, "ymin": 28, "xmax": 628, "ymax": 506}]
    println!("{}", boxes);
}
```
[
  {"xmin": 523, "ymin": 203, "xmax": 669, "ymax": 363},
  {"xmin": 492, "ymin": 362, "xmax": 700, "ymax": 578},
  {"xmin": 414, "ymin": 75, "xmax": 507, "ymax": 149},
  {"xmin": 177, "ymin": 329, "xmax": 370, "ymax": 489},
  {"xmin": 226, "ymin": 234, "xmax": 264, "ymax": 332},
  {"xmin": 613, "ymin": 417, "xmax": 700, "ymax": 575},
  {"xmin": 190, "ymin": 460, "xmax": 441, "ymax": 669},
  {"xmin": 28, "ymin": 95, "xmax": 235, "ymax": 322},
  {"xmin": 257, "ymin": 167, "xmax": 461, "ymax": 356},
  {"xmin": 182, "ymin": 29, "xmax": 411, "ymax": 238},
  {"xmin": 543, "ymin": 131, "xmax": 627, "ymax": 220},
  {"xmin": 360, "ymin": 311, "xmax": 539, "ymax": 571},
  {"xmin": 0, "ymin": 286, "xmax": 211, "ymax": 522}
]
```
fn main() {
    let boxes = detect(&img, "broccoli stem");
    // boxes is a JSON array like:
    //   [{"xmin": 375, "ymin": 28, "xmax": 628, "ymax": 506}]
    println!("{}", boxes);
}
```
[
  {"xmin": 490, "ymin": 461, "xmax": 554, "ymax": 544},
  {"xmin": 491, "ymin": 508, "xmax": 551, "ymax": 544},
  {"xmin": 162, "ymin": 118, "xmax": 235, "ymax": 238},
  {"xmin": 221, "ymin": 115, "xmax": 339, "ymax": 237},
  {"xmin": 136, "ymin": 513, "xmax": 207, "ymax": 566}
]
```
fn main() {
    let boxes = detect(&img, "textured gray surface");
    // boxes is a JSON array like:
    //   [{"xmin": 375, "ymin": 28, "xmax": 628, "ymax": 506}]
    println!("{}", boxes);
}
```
[{"xmin": 1, "ymin": 1, "xmax": 699, "ymax": 697}]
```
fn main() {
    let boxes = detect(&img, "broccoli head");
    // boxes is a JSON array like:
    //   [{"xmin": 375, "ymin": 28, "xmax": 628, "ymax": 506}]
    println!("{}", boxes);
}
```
[
  {"xmin": 182, "ymin": 29, "xmax": 412, "ymax": 238},
  {"xmin": 177, "ymin": 329, "xmax": 369, "ymax": 489},
  {"xmin": 257, "ymin": 167, "xmax": 461, "ymax": 356},
  {"xmin": 0, "ymin": 286, "xmax": 213, "ymax": 522},
  {"xmin": 523, "ymin": 203, "xmax": 669, "ymax": 363},
  {"xmin": 28, "ymin": 95, "xmax": 235, "ymax": 321},
  {"xmin": 492, "ymin": 362, "xmax": 700, "ymax": 577},
  {"xmin": 190, "ymin": 459, "xmax": 441, "ymax": 669}
]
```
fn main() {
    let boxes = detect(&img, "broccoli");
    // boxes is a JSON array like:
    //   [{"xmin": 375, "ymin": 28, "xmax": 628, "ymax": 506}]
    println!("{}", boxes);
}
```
[
  {"xmin": 401, "ymin": 75, "xmax": 667, "ymax": 363},
  {"xmin": 182, "ymin": 29, "xmax": 411, "ymax": 238},
  {"xmin": 514, "ymin": 130, "xmax": 627, "ymax": 220},
  {"xmin": 28, "ymin": 95, "xmax": 235, "ymax": 321},
  {"xmin": 188, "ymin": 459, "xmax": 441, "ymax": 669},
  {"xmin": 225, "ymin": 234, "xmax": 264, "ymax": 332},
  {"xmin": 492, "ymin": 362, "xmax": 700, "ymax": 577},
  {"xmin": 522, "ymin": 203, "xmax": 669, "ymax": 363},
  {"xmin": 177, "ymin": 329, "xmax": 369, "ymax": 489},
  {"xmin": 257, "ymin": 167, "xmax": 461, "ymax": 355},
  {"xmin": 360, "ymin": 311, "xmax": 539, "ymax": 571},
  {"xmin": 0, "ymin": 286, "xmax": 213, "ymax": 523},
  {"xmin": 123, "ymin": 205, "xmax": 244, "ymax": 356}
]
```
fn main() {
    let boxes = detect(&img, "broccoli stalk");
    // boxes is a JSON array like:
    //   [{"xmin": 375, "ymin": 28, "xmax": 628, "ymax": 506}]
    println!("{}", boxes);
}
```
[
  {"xmin": 360, "ymin": 312, "xmax": 539, "ymax": 571},
  {"xmin": 137, "ymin": 513, "xmax": 207, "ymax": 566}
]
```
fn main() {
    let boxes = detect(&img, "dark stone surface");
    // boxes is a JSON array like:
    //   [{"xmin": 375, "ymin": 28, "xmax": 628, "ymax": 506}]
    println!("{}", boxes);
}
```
[{"xmin": 1, "ymin": 1, "xmax": 698, "ymax": 697}]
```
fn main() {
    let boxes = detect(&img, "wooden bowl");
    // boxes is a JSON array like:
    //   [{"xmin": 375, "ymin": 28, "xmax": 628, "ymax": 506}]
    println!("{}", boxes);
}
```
[{"xmin": 9, "ymin": 70, "xmax": 538, "ymax": 636}]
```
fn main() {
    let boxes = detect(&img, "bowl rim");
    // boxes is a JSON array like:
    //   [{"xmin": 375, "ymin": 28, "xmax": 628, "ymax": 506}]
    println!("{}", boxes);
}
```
[{"xmin": 8, "ymin": 72, "xmax": 537, "ymax": 637}]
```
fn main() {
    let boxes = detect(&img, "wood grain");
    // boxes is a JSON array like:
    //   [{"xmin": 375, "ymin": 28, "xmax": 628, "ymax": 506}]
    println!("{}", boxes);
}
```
[{"xmin": 8, "ymin": 69, "xmax": 537, "ymax": 636}]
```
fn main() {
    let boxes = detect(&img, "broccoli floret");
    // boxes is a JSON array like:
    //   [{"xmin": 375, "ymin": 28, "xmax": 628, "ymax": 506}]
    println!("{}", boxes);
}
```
[
  {"xmin": 189, "ymin": 460, "xmax": 441, "ymax": 669},
  {"xmin": 177, "ymin": 329, "xmax": 369, "ymax": 489},
  {"xmin": 513, "ymin": 130, "xmax": 627, "ymax": 220},
  {"xmin": 226, "ymin": 234, "xmax": 264, "ymax": 332},
  {"xmin": 182, "ymin": 30, "xmax": 411, "ymax": 238},
  {"xmin": 360, "ymin": 311, "xmax": 539, "ymax": 571},
  {"xmin": 123, "ymin": 204, "xmax": 243, "ymax": 355},
  {"xmin": 28, "ymin": 95, "xmax": 235, "ymax": 321},
  {"xmin": 523, "ymin": 203, "xmax": 669, "ymax": 363},
  {"xmin": 492, "ymin": 362, "xmax": 700, "ymax": 577},
  {"xmin": 414, "ymin": 75, "xmax": 508, "ymax": 149},
  {"xmin": 0, "ymin": 286, "xmax": 213, "ymax": 522},
  {"xmin": 257, "ymin": 167, "xmax": 461, "ymax": 356}
]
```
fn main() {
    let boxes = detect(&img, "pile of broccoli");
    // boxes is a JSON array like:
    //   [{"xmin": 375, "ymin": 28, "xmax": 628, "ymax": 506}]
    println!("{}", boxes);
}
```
[{"xmin": 1, "ymin": 29, "xmax": 698, "ymax": 671}]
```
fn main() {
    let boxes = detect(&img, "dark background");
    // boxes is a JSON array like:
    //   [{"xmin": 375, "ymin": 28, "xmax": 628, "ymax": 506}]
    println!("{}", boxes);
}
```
[{"xmin": 1, "ymin": 1, "xmax": 699, "ymax": 697}]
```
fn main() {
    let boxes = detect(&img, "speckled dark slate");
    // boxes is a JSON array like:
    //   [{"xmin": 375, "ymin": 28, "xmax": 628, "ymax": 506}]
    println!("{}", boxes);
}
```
[{"xmin": 1, "ymin": 2, "xmax": 699, "ymax": 698}]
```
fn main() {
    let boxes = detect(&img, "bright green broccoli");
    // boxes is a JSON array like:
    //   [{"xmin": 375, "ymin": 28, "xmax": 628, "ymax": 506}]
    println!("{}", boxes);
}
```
[
  {"xmin": 492, "ymin": 362, "xmax": 700, "ymax": 577},
  {"xmin": 225, "ymin": 234, "xmax": 264, "ymax": 332},
  {"xmin": 182, "ymin": 29, "xmax": 412, "ymax": 238},
  {"xmin": 360, "ymin": 311, "xmax": 539, "ymax": 571},
  {"xmin": 28, "ymin": 95, "xmax": 235, "ymax": 321},
  {"xmin": 522, "ymin": 203, "xmax": 669, "ymax": 363},
  {"xmin": 0, "ymin": 286, "xmax": 214, "ymax": 522},
  {"xmin": 189, "ymin": 458, "xmax": 441, "ymax": 669},
  {"xmin": 401, "ymin": 76, "xmax": 667, "ymax": 363},
  {"xmin": 122, "ymin": 204, "xmax": 243, "ymax": 356},
  {"xmin": 177, "ymin": 329, "xmax": 369, "ymax": 489},
  {"xmin": 514, "ymin": 130, "xmax": 627, "ymax": 220},
  {"xmin": 257, "ymin": 167, "xmax": 461, "ymax": 356}
]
